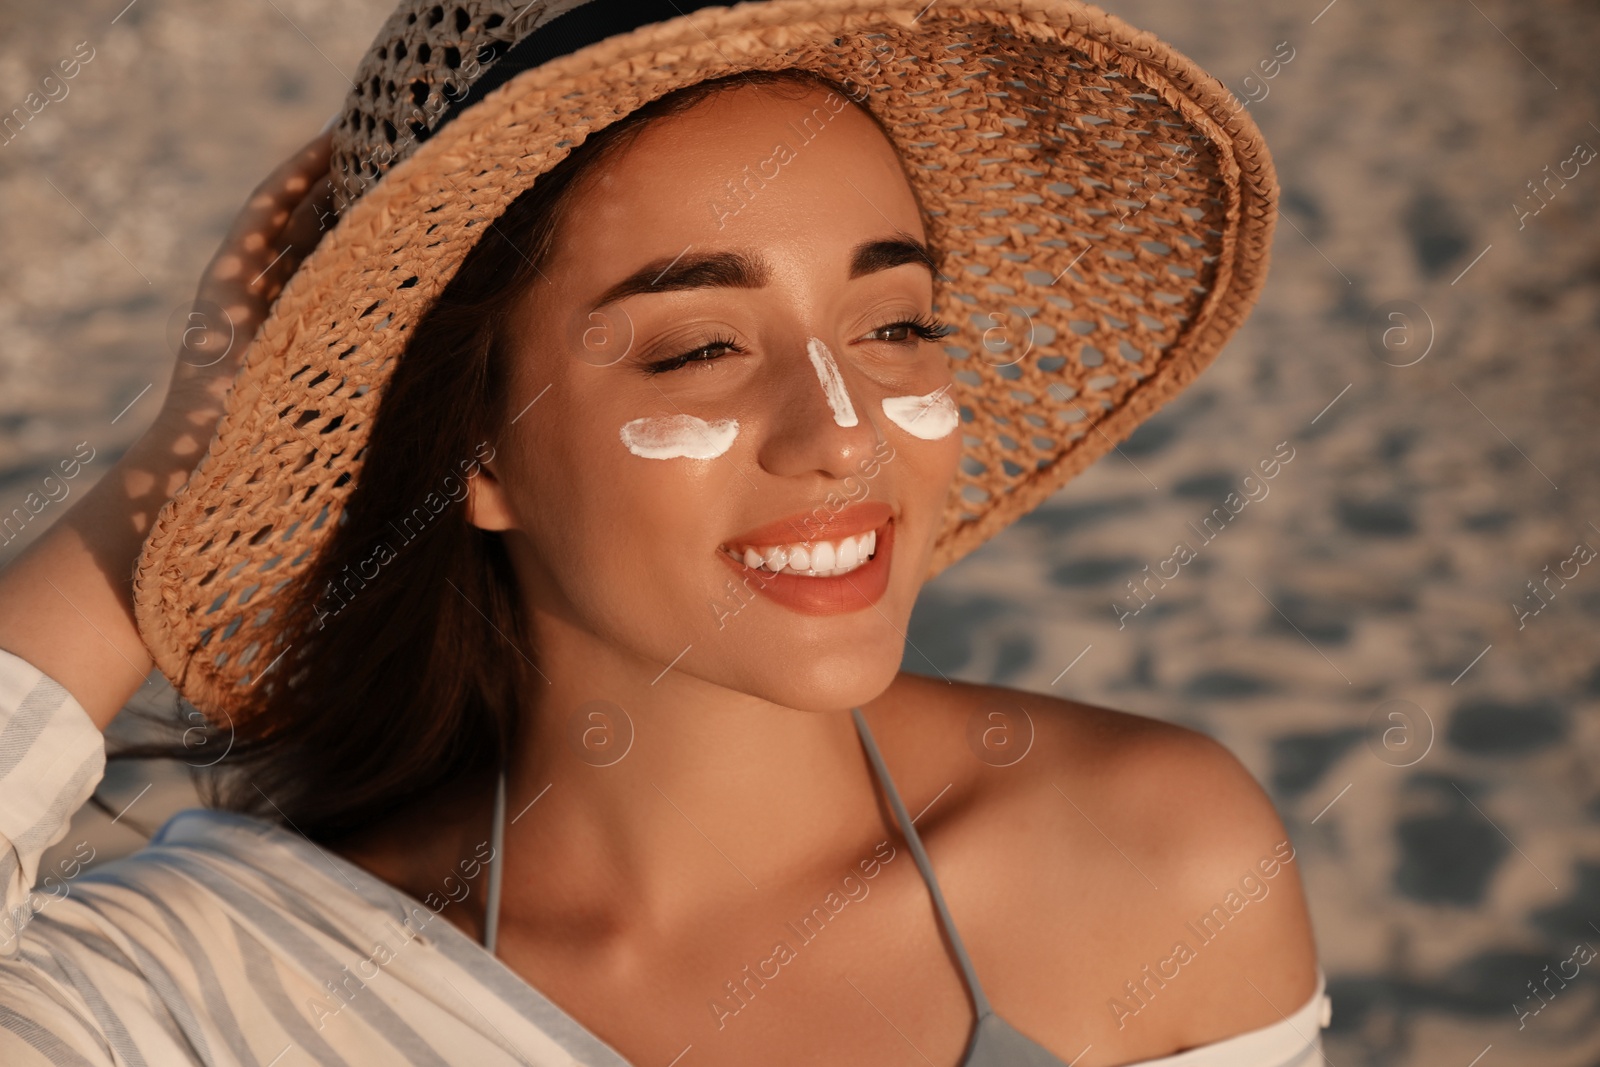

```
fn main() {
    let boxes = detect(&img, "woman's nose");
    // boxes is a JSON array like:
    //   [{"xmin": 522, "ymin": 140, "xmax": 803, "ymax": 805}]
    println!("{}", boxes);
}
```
[{"xmin": 757, "ymin": 334, "xmax": 884, "ymax": 480}]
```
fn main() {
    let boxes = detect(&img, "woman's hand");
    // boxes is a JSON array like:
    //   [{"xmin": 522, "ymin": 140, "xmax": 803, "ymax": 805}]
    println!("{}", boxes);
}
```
[
  {"xmin": 0, "ymin": 129, "xmax": 341, "ymax": 732},
  {"xmin": 154, "ymin": 129, "xmax": 337, "ymax": 442}
]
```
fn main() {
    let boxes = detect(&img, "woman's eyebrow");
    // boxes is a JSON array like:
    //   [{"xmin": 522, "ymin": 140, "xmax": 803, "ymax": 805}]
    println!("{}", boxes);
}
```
[
  {"xmin": 588, "ymin": 233, "xmax": 936, "ymax": 311},
  {"xmin": 848, "ymin": 234, "xmax": 938, "ymax": 280},
  {"xmin": 590, "ymin": 249, "xmax": 768, "ymax": 311}
]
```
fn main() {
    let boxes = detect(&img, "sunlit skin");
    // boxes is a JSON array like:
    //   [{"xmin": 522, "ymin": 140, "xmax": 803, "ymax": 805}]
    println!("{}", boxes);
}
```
[{"xmin": 333, "ymin": 85, "xmax": 1320, "ymax": 1067}]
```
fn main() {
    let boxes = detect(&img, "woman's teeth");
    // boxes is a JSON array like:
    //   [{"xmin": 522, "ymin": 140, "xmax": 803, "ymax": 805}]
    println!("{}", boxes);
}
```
[{"xmin": 727, "ymin": 529, "xmax": 878, "ymax": 577}]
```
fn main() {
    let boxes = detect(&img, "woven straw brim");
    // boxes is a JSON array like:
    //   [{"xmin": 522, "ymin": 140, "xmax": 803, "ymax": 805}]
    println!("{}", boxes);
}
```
[{"xmin": 133, "ymin": 0, "xmax": 1277, "ymax": 718}]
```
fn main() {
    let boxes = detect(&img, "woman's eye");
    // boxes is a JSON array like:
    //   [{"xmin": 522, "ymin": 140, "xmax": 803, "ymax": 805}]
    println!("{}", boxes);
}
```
[
  {"xmin": 865, "ymin": 314, "xmax": 952, "ymax": 345},
  {"xmin": 644, "ymin": 336, "xmax": 740, "ymax": 375}
]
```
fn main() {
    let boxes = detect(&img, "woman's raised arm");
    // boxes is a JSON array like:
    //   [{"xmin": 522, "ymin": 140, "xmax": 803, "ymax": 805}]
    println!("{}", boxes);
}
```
[{"xmin": 0, "ymin": 131, "xmax": 334, "ymax": 731}]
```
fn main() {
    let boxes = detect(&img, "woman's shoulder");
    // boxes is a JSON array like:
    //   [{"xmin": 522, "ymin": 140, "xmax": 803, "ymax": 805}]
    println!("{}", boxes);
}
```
[
  {"xmin": 870, "ymin": 672, "xmax": 1321, "ymax": 1059},
  {"xmin": 877, "ymin": 671, "xmax": 1295, "ymax": 856}
]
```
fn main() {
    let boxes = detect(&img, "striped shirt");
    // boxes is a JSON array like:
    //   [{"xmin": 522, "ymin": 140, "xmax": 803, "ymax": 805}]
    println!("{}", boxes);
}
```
[
  {"xmin": 0, "ymin": 647, "xmax": 627, "ymax": 1066},
  {"xmin": 0, "ymin": 646, "xmax": 1331, "ymax": 1065}
]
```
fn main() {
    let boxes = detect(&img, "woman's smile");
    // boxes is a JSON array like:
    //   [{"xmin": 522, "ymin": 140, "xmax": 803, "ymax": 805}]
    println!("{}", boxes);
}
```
[
  {"xmin": 713, "ymin": 516, "xmax": 894, "ymax": 615},
  {"xmin": 723, "ymin": 528, "xmax": 877, "ymax": 577},
  {"xmin": 715, "ymin": 500, "xmax": 896, "ymax": 614}
]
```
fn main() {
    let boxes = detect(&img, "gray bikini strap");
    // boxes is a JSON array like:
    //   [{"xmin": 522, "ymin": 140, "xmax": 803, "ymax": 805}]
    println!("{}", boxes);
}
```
[
  {"xmin": 851, "ymin": 706, "xmax": 994, "ymax": 1019},
  {"xmin": 484, "ymin": 765, "xmax": 508, "ymax": 955}
]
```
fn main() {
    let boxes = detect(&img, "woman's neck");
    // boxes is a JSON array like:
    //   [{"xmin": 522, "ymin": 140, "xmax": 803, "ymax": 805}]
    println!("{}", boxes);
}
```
[{"xmin": 498, "ymin": 609, "xmax": 895, "ymax": 933}]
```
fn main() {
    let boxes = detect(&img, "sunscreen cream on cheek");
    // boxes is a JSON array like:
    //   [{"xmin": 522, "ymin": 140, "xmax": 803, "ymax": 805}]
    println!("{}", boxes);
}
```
[
  {"xmin": 881, "ymin": 386, "xmax": 958, "ymax": 440},
  {"xmin": 618, "ymin": 414, "xmax": 740, "ymax": 459}
]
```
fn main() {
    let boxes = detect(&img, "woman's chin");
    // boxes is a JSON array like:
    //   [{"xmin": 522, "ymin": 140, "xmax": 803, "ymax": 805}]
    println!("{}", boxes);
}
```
[{"xmin": 707, "ymin": 639, "xmax": 906, "ymax": 714}]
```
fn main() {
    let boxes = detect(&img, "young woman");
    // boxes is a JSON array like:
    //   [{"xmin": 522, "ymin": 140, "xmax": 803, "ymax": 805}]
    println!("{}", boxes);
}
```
[{"xmin": 0, "ymin": 1, "xmax": 1328, "ymax": 1064}]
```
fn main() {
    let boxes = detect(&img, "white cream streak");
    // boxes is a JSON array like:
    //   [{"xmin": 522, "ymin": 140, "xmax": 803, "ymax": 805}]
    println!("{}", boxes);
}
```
[
  {"xmin": 618, "ymin": 414, "xmax": 740, "ymax": 459},
  {"xmin": 882, "ymin": 386, "xmax": 959, "ymax": 440},
  {"xmin": 805, "ymin": 337, "xmax": 858, "ymax": 427}
]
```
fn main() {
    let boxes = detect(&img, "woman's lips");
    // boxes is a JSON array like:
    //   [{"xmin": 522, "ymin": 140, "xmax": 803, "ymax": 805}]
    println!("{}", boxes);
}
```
[{"xmin": 714, "ymin": 519, "xmax": 894, "ymax": 616}]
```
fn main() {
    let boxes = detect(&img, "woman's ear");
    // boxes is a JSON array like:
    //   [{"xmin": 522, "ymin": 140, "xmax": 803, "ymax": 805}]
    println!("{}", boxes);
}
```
[{"xmin": 465, "ymin": 458, "xmax": 518, "ymax": 532}]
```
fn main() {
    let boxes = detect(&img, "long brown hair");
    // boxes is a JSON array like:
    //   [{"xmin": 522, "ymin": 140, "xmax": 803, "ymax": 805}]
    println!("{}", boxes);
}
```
[{"xmin": 108, "ymin": 67, "xmax": 936, "ymax": 845}]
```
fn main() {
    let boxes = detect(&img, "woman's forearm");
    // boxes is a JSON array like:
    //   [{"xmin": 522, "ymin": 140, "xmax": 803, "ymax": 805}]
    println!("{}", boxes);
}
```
[{"xmin": 0, "ymin": 418, "xmax": 207, "ymax": 731}]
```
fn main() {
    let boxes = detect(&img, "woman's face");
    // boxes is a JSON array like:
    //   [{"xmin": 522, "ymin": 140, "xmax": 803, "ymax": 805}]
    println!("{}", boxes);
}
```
[{"xmin": 469, "ymin": 81, "xmax": 963, "ymax": 712}]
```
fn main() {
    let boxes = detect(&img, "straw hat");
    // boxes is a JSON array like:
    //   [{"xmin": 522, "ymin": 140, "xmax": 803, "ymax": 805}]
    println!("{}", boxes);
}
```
[{"xmin": 132, "ymin": 0, "xmax": 1278, "ymax": 717}]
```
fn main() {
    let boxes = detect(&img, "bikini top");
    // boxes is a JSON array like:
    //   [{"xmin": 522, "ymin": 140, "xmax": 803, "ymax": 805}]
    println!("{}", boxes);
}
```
[
  {"xmin": 845, "ymin": 707, "xmax": 1331, "ymax": 1067},
  {"xmin": 481, "ymin": 709, "xmax": 1331, "ymax": 1066}
]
